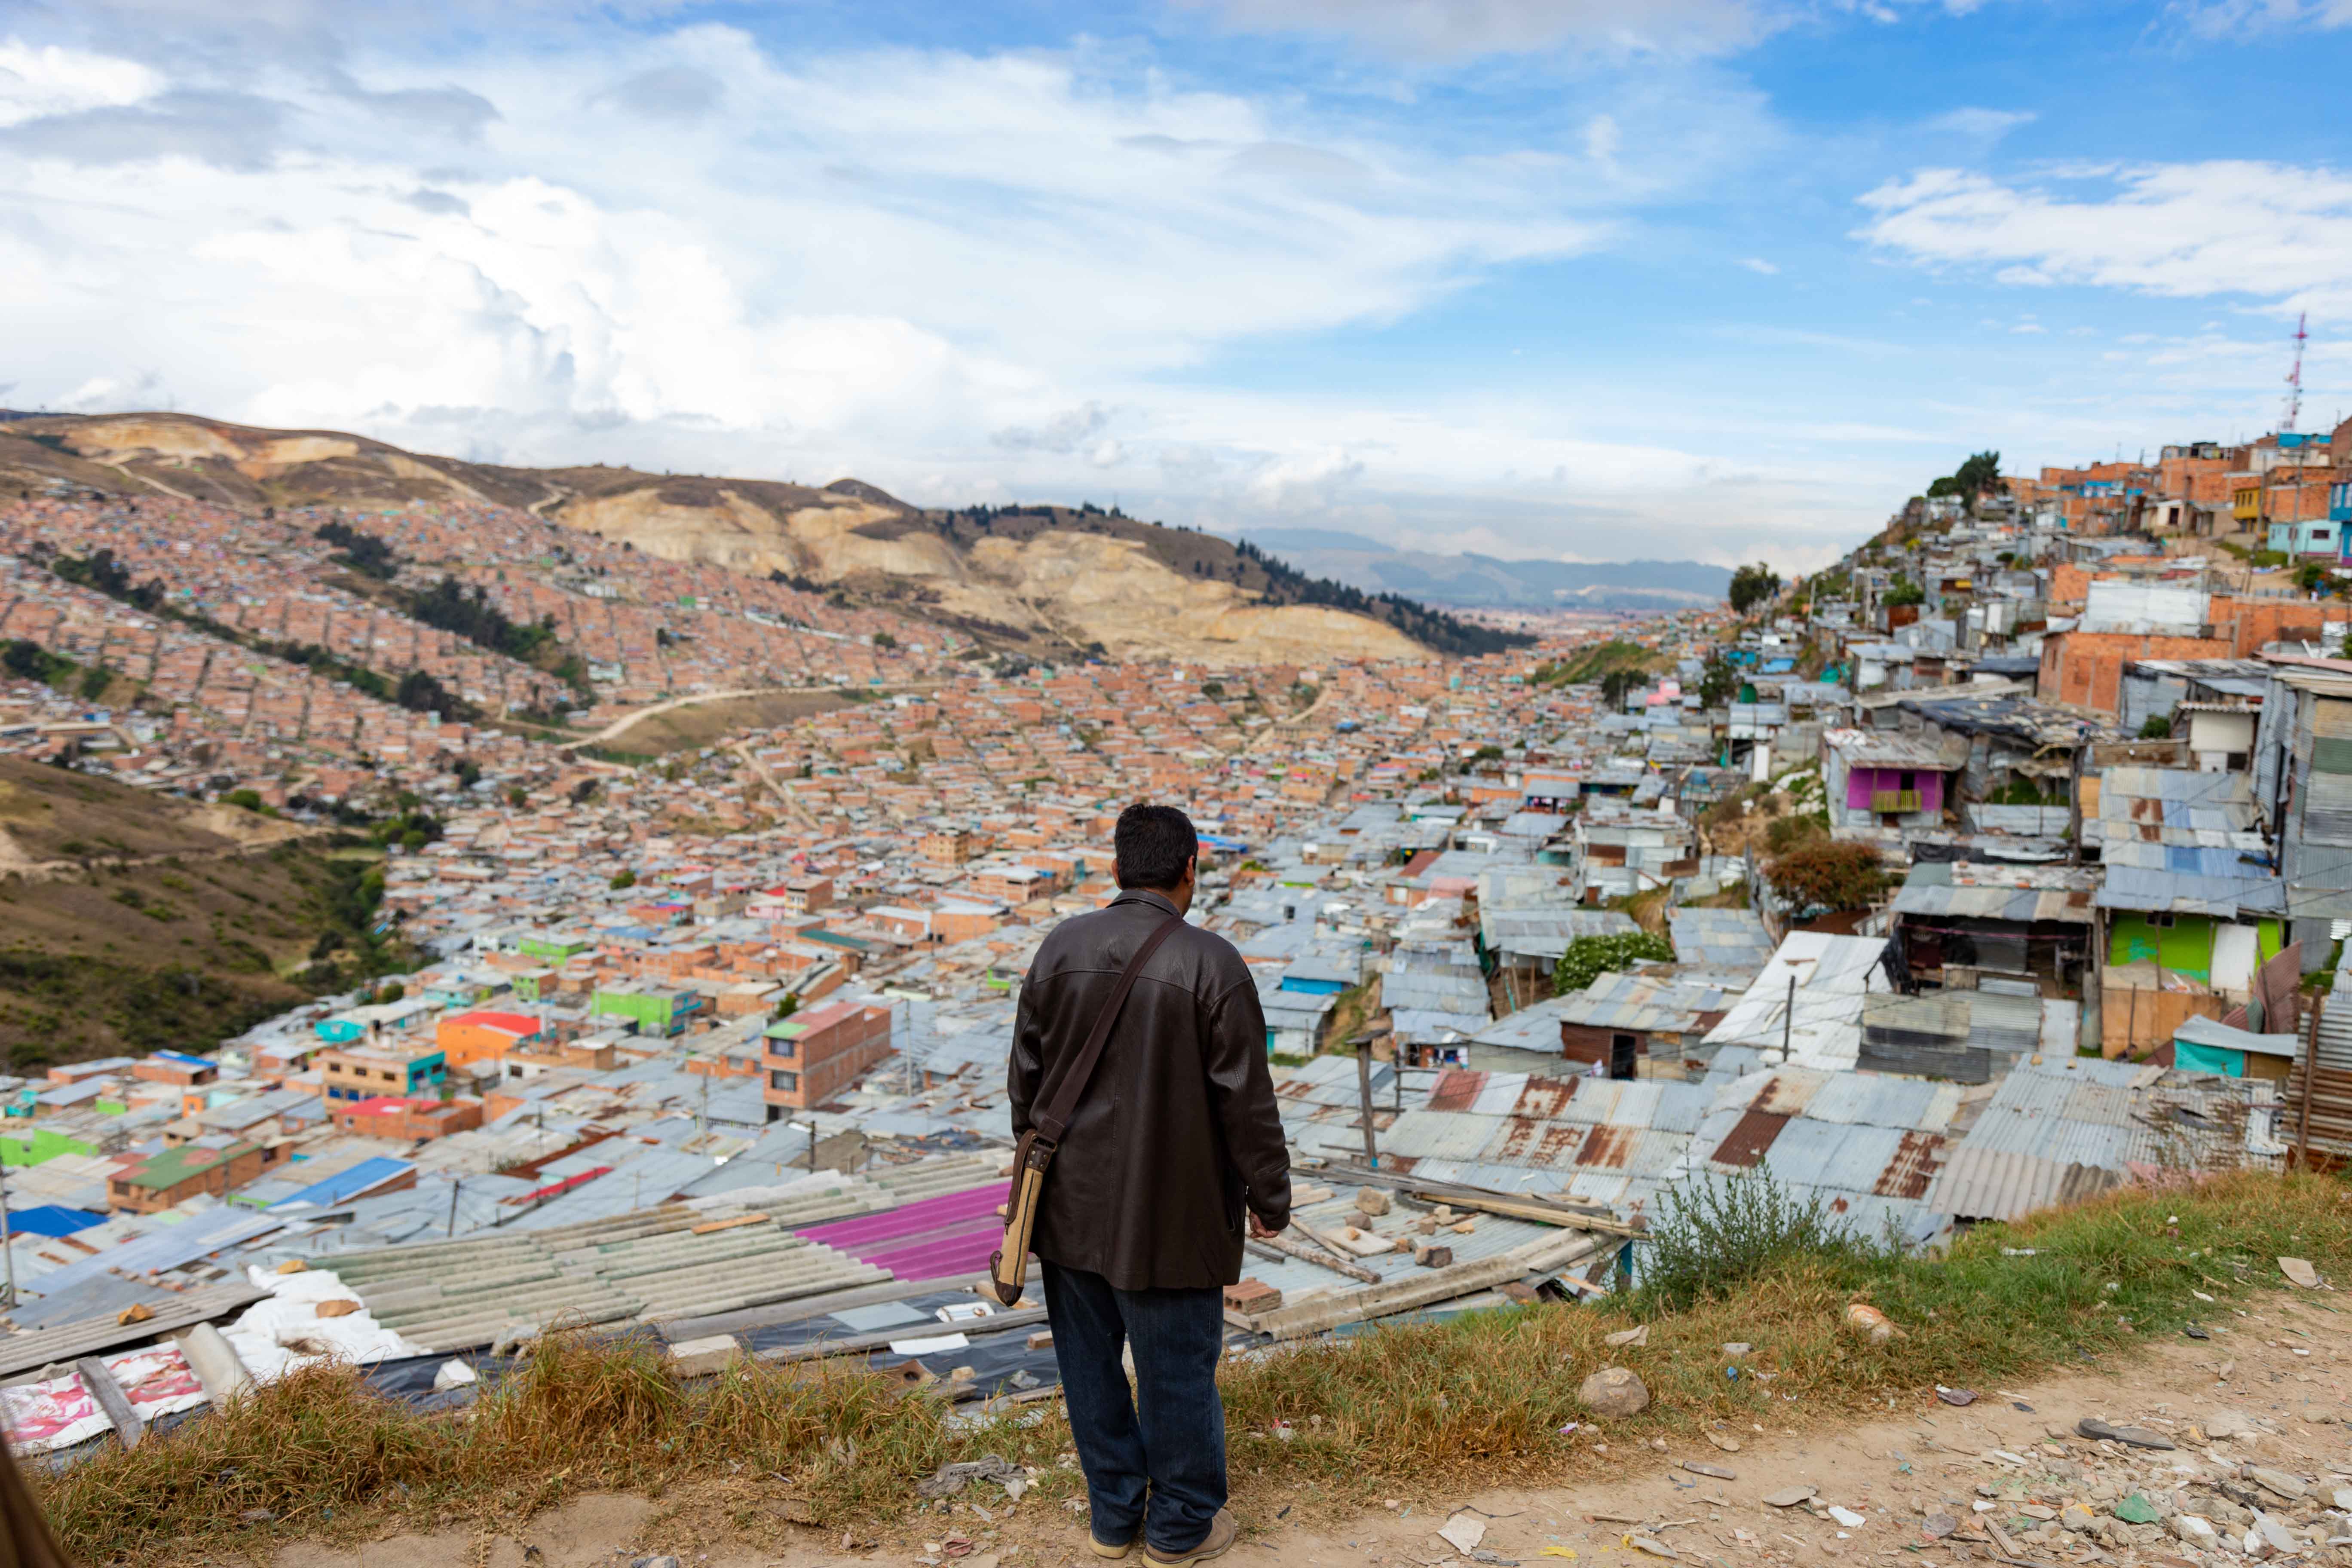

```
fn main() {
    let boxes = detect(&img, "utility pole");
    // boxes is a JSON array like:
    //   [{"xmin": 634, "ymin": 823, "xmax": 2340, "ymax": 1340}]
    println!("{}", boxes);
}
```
[
  {"xmin": 1356, "ymin": 1038, "xmax": 1378, "ymax": 1167},
  {"xmin": 0, "ymin": 1157, "xmax": 16, "ymax": 1309},
  {"xmin": 1780, "ymin": 973, "xmax": 1796, "ymax": 1062}
]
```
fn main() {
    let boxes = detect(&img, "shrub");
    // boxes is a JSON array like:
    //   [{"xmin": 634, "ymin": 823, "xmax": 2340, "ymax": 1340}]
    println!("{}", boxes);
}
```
[
  {"xmin": 2139, "ymin": 715, "xmax": 2172, "ymax": 739},
  {"xmin": 1553, "ymin": 931, "xmax": 1674, "ymax": 993},
  {"xmin": 1639, "ymin": 1164, "xmax": 1870, "ymax": 1311}
]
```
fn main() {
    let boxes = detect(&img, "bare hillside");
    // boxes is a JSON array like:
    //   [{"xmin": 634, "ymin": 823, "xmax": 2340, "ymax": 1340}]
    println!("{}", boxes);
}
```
[{"xmin": 0, "ymin": 413, "xmax": 1526, "ymax": 664}]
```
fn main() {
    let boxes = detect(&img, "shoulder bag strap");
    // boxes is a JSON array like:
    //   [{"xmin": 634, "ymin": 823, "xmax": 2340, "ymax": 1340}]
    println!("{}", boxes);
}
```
[{"xmin": 1031, "ymin": 914, "xmax": 1185, "ymax": 1145}]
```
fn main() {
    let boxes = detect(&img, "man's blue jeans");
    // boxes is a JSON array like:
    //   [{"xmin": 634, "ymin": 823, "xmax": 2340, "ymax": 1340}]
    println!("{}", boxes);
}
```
[{"xmin": 1041, "ymin": 1261, "xmax": 1227, "ymax": 1554}]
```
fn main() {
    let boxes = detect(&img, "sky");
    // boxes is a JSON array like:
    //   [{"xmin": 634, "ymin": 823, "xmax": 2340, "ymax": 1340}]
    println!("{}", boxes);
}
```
[{"xmin": 5, "ymin": 2, "xmax": 2352, "ymax": 571}]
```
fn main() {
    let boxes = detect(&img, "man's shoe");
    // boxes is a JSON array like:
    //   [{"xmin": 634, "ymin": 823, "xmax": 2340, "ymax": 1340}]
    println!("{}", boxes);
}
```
[
  {"xmin": 1090, "ymin": 1531, "xmax": 1136, "ymax": 1560},
  {"xmin": 1142, "ymin": 1510, "xmax": 1238, "ymax": 1566}
]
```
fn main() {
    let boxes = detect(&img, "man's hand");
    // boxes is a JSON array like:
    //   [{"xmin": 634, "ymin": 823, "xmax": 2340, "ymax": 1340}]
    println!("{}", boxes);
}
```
[{"xmin": 1247, "ymin": 1210, "xmax": 1286, "ymax": 1239}]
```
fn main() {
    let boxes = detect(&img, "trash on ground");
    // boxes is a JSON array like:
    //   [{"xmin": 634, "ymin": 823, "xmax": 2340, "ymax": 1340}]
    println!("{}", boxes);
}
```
[{"xmin": 1439, "ymin": 1512, "xmax": 1487, "ymax": 1553}]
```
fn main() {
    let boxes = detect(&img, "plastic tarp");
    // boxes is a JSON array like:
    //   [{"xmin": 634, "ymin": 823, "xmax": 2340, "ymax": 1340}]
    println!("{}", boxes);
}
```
[
  {"xmin": 4, "ymin": 1205, "xmax": 105, "ymax": 1239},
  {"xmin": 224, "ymin": 1264, "xmax": 425, "ymax": 1383},
  {"xmin": 0, "ymin": 1343, "xmax": 208, "ymax": 1455}
]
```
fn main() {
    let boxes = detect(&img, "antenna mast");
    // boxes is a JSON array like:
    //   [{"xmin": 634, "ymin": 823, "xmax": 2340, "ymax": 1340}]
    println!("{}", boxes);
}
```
[{"xmin": 2284, "ymin": 311, "xmax": 2309, "ymax": 433}]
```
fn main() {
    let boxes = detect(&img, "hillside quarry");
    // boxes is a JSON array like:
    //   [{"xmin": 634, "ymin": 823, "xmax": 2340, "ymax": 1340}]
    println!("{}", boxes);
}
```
[{"xmin": 0, "ymin": 413, "xmax": 1463, "ymax": 665}]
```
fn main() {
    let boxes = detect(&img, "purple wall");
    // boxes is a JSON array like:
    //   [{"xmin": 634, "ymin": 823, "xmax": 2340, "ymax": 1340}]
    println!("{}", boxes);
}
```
[{"xmin": 1844, "ymin": 766, "xmax": 1944, "ymax": 813}]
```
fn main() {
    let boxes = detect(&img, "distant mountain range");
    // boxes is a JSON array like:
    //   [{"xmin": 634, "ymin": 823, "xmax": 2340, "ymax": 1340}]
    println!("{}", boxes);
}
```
[{"xmin": 1237, "ymin": 529, "xmax": 1732, "ymax": 612}]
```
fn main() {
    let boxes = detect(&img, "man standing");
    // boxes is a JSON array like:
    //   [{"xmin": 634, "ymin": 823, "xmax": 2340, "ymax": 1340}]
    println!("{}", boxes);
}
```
[{"xmin": 1008, "ymin": 803, "xmax": 1291, "ymax": 1566}]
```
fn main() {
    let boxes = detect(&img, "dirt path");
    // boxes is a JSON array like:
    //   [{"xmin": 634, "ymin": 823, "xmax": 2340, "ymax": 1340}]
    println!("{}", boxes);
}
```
[{"xmin": 276, "ymin": 1294, "xmax": 2352, "ymax": 1568}]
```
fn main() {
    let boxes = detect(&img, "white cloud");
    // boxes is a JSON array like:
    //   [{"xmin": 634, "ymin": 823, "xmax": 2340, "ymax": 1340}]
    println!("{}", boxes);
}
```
[
  {"xmin": 2168, "ymin": 0, "xmax": 2352, "ymax": 36},
  {"xmin": 0, "ymin": 19, "xmax": 1931, "ymax": 568},
  {"xmin": 1921, "ymin": 106, "xmax": 2035, "ymax": 138},
  {"xmin": 1171, "ymin": 0, "xmax": 1777, "ymax": 59},
  {"xmin": 0, "ymin": 39, "xmax": 162, "ymax": 126},
  {"xmin": 1738, "ymin": 255, "xmax": 1779, "ymax": 274},
  {"xmin": 1856, "ymin": 161, "xmax": 2352, "ymax": 322},
  {"xmin": 0, "ymin": 30, "xmax": 1607, "ymax": 450}
]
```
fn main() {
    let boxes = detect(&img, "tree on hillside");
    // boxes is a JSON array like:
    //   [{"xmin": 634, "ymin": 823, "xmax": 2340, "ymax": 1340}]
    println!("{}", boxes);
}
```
[
  {"xmin": 1698, "ymin": 651, "xmax": 1739, "ymax": 709},
  {"xmin": 1766, "ymin": 840, "xmax": 1887, "ymax": 914},
  {"xmin": 1728, "ymin": 563, "xmax": 1782, "ymax": 615},
  {"xmin": 1954, "ymin": 450, "xmax": 2003, "ymax": 498},
  {"xmin": 1600, "ymin": 667, "xmax": 1644, "ymax": 708},
  {"xmin": 1928, "ymin": 451, "xmax": 2004, "ymax": 502}
]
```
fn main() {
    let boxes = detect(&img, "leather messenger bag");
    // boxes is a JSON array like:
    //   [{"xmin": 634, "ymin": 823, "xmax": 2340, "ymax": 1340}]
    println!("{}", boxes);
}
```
[{"xmin": 988, "ymin": 914, "xmax": 1185, "ymax": 1306}]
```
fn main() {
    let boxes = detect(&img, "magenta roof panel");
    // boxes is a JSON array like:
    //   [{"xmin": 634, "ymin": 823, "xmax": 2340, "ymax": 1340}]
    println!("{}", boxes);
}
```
[{"xmin": 795, "ymin": 1182, "xmax": 1007, "ymax": 1250}]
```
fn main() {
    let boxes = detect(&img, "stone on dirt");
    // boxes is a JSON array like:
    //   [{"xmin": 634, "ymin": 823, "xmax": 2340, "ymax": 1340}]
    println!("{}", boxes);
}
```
[
  {"xmin": 1579, "ymin": 1366, "xmax": 1651, "ymax": 1417},
  {"xmin": 2249, "ymin": 1467, "xmax": 2309, "ymax": 1501},
  {"xmin": 2076, "ymin": 1417, "xmax": 2176, "ymax": 1449}
]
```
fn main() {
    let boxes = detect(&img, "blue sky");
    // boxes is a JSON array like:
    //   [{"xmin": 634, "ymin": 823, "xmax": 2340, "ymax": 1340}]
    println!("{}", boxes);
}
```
[{"xmin": 5, "ymin": 0, "xmax": 2352, "ymax": 570}]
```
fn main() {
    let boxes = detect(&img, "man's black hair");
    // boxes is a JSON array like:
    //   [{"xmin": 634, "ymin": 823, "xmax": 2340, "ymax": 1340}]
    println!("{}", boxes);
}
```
[{"xmin": 1115, "ymin": 802, "xmax": 1197, "ymax": 891}]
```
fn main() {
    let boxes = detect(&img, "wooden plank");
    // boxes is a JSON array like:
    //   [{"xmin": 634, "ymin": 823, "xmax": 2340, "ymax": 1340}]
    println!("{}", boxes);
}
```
[
  {"xmin": 753, "ymin": 1306, "xmax": 1050, "ymax": 1366},
  {"xmin": 689, "ymin": 1213, "xmax": 772, "ymax": 1236},
  {"xmin": 1250, "ymin": 1231, "xmax": 1598, "ymax": 1341},
  {"xmin": 1246, "ymin": 1233, "xmax": 1380, "ymax": 1284},
  {"xmin": 1410, "ymin": 1189, "xmax": 1643, "ymax": 1238},
  {"xmin": 2300, "ymin": 995, "xmax": 2321, "ymax": 1167},
  {"xmin": 74, "ymin": 1356, "xmax": 145, "ymax": 1451}
]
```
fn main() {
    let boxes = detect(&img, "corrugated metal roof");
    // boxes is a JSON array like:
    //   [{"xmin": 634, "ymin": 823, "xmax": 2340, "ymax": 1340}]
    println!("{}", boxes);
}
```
[
  {"xmin": 1919, "ymin": 1146, "xmax": 2119, "ymax": 1221},
  {"xmin": 2095, "ymin": 864, "xmax": 2285, "ymax": 915}
]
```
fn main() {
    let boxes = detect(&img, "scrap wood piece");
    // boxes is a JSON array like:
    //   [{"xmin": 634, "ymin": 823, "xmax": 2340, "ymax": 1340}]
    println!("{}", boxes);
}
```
[
  {"xmin": 690, "ymin": 1213, "xmax": 772, "ymax": 1236},
  {"xmin": 73, "ymin": 1356, "xmax": 144, "ymax": 1451},
  {"xmin": 1251, "ymin": 1230, "xmax": 1600, "ymax": 1341},
  {"xmin": 1410, "ymin": 1189, "xmax": 1642, "ymax": 1237},
  {"xmin": 1246, "ymin": 1232, "xmax": 1380, "ymax": 1284}
]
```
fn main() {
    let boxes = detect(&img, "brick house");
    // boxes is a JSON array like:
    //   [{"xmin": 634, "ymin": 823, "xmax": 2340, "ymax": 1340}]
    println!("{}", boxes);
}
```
[
  {"xmin": 762, "ymin": 1001, "xmax": 894, "ymax": 1118},
  {"xmin": 108, "ymin": 1140, "xmax": 276, "ymax": 1213},
  {"xmin": 332, "ymin": 1096, "xmax": 485, "ymax": 1140}
]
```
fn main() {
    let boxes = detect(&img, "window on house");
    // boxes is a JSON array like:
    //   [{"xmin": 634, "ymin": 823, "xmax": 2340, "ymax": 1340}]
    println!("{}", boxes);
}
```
[{"xmin": 770, "ymin": 1069, "xmax": 799, "ymax": 1092}]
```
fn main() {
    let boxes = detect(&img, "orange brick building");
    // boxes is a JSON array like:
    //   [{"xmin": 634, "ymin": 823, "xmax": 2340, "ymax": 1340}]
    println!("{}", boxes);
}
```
[
  {"xmin": 332, "ymin": 1095, "xmax": 485, "ymax": 1140},
  {"xmin": 2038, "ymin": 597, "xmax": 2333, "ymax": 713},
  {"xmin": 762, "ymin": 1001, "xmax": 894, "ymax": 1116}
]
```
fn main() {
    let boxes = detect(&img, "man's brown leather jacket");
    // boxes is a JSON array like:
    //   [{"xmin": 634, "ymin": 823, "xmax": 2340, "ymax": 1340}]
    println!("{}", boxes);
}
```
[{"xmin": 1008, "ymin": 888, "xmax": 1292, "ymax": 1291}]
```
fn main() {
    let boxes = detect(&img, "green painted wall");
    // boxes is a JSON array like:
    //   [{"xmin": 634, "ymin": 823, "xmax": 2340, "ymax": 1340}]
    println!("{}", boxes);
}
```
[
  {"xmin": 2106, "ymin": 916, "xmax": 2284, "ymax": 983},
  {"xmin": 0, "ymin": 1125, "xmax": 99, "ymax": 1167}
]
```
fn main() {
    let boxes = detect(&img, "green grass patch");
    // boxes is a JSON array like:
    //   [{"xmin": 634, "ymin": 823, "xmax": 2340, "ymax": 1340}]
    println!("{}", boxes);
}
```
[{"xmin": 34, "ymin": 1170, "xmax": 2352, "ymax": 1563}]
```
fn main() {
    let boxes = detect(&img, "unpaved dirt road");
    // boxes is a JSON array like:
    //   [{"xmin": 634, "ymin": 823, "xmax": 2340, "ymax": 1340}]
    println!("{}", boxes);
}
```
[{"xmin": 279, "ymin": 1292, "xmax": 2352, "ymax": 1568}]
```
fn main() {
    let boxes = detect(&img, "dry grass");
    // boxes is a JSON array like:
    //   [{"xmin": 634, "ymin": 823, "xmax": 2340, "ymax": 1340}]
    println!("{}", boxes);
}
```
[{"xmin": 37, "ymin": 1171, "xmax": 2352, "ymax": 1564}]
